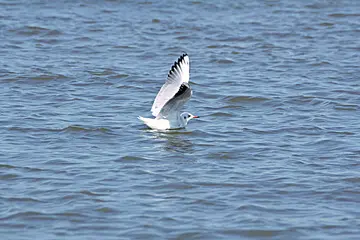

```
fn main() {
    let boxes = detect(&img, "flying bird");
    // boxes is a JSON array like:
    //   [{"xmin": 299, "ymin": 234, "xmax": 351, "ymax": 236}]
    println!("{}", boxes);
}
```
[{"xmin": 138, "ymin": 53, "xmax": 198, "ymax": 130}]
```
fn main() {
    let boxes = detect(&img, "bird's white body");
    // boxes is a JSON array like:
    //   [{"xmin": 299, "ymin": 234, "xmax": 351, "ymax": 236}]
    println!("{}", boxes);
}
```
[
  {"xmin": 138, "ymin": 116, "xmax": 183, "ymax": 130},
  {"xmin": 138, "ymin": 54, "xmax": 198, "ymax": 130},
  {"xmin": 138, "ymin": 112, "xmax": 197, "ymax": 130}
]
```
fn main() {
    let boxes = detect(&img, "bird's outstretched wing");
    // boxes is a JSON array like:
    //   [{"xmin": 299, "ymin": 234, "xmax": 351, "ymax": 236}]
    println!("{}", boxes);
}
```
[{"xmin": 151, "ymin": 53, "xmax": 190, "ymax": 117}]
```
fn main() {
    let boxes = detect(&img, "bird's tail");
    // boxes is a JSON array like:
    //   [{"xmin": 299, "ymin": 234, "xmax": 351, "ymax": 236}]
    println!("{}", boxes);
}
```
[{"xmin": 138, "ymin": 116, "xmax": 146, "ymax": 122}]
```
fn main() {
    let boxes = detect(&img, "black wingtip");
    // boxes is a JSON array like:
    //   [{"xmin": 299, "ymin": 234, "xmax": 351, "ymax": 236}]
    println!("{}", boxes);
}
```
[
  {"xmin": 176, "ymin": 53, "xmax": 187, "ymax": 64},
  {"xmin": 174, "ymin": 83, "xmax": 190, "ymax": 98},
  {"xmin": 180, "ymin": 52, "xmax": 188, "ymax": 60},
  {"xmin": 168, "ymin": 53, "xmax": 188, "ymax": 77}
]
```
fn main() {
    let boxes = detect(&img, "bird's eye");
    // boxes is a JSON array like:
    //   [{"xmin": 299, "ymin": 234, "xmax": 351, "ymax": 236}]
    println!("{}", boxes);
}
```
[
  {"xmin": 184, "ymin": 116, "xmax": 186, "ymax": 119},
  {"xmin": 188, "ymin": 115, "xmax": 190, "ymax": 118}
]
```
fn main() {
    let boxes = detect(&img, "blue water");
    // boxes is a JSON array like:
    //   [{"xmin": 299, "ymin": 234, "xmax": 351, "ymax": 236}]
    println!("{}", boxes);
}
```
[{"xmin": 1, "ymin": 0, "xmax": 360, "ymax": 239}]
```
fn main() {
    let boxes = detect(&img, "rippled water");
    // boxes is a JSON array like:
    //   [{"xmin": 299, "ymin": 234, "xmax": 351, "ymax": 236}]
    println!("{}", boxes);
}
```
[{"xmin": 1, "ymin": 0, "xmax": 360, "ymax": 239}]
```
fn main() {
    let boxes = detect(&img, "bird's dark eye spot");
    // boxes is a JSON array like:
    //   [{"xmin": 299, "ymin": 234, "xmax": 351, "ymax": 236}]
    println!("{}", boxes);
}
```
[
  {"xmin": 184, "ymin": 116, "xmax": 186, "ymax": 119},
  {"xmin": 188, "ymin": 115, "xmax": 190, "ymax": 118}
]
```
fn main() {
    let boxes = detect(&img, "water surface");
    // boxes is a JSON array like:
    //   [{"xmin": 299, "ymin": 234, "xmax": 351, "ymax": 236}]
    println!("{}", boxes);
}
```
[{"xmin": 1, "ymin": 0, "xmax": 360, "ymax": 239}]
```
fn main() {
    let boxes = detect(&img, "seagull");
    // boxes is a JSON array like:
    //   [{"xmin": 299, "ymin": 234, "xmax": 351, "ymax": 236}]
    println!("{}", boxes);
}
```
[{"xmin": 138, "ymin": 53, "xmax": 199, "ymax": 130}]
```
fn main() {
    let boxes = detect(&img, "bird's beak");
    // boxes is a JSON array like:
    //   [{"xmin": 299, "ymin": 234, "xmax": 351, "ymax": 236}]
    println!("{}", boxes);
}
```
[{"xmin": 193, "ymin": 116, "xmax": 200, "ymax": 118}]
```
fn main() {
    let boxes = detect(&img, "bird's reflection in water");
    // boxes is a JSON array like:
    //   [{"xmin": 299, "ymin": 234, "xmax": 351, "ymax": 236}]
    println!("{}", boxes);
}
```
[{"xmin": 146, "ymin": 129, "xmax": 194, "ymax": 154}]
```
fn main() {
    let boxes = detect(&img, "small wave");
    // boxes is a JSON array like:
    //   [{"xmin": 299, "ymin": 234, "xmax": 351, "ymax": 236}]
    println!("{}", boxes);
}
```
[
  {"xmin": 328, "ymin": 131, "xmax": 355, "ymax": 135},
  {"xmin": 88, "ymin": 28, "xmax": 104, "ymax": 32},
  {"xmin": 110, "ymin": 74, "xmax": 129, "ymax": 79},
  {"xmin": 342, "ymin": 177, "xmax": 360, "ymax": 183},
  {"xmin": 310, "ymin": 61, "xmax": 331, "ymax": 66},
  {"xmin": 334, "ymin": 103, "xmax": 358, "ymax": 111},
  {"xmin": 196, "ymin": 181, "xmax": 256, "ymax": 188},
  {"xmin": 7, "ymin": 197, "xmax": 42, "ymax": 203},
  {"xmin": 152, "ymin": 182, "xmax": 194, "ymax": 190},
  {"xmin": 30, "ymin": 74, "xmax": 69, "ymax": 81},
  {"xmin": 319, "ymin": 22, "xmax": 334, "ymax": 27},
  {"xmin": 207, "ymin": 152, "xmax": 233, "ymax": 160},
  {"xmin": 45, "ymin": 29, "xmax": 62, "ymax": 36},
  {"xmin": 244, "ymin": 126, "xmax": 324, "ymax": 135},
  {"xmin": 217, "ymin": 36, "xmax": 256, "ymax": 42},
  {"xmin": 102, "ymin": 9, "xmax": 117, "ymax": 14},
  {"xmin": 88, "ymin": 69, "xmax": 115, "ymax": 76},
  {"xmin": 96, "ymin": 207, "xmax": 116, "ymax": 213},
  {"xmin": 225, "ymin": 95, "xmax": 270, "ymax": 103},
  {"xmin": 1, "ymin": 211, "xmax": 53, "ymax": 221},
  {"xmin": 0, "ymin": 164, "xmax": 16, "ymax": 169},
  {"xmin": 305, "ymin": 3, "xmax": 327, "ymax": 9},
  {"xmin": 222, "ymin": 104, "xmax": 244, "ymax": 110},
  {"xmin": 8, "ymin": 126, "xmax": 111, "ymax": 134},
  {"xmin": 207, "ymin": 45, "xmax": 221, "ymax": 49},
  {"xmin": 175, "ymin": 35, "xmax": 190, "ymax": 40},
  {"xmin": 190, "ymin": 199, "xmax": 217, "ymax": 206},
  {"xmin": 329, "ymin": 13, "xmax": 360, "ymax": 18},
  {"xmin": 61, "ymin": 125, "xmax": 111, "ymax": 133},
  {"xmin": 210, "ymin": 58, "xmax": 235, "ymax": 64},
  {"xmin": 115, "ymin": 155, "xmax": 146, "ymax": 161},
  {"xmin": 138, "ymin": 1, "xmax": 152, "ymax": 4},
  {"xmin": 333, "ymin": 89, "xmax": 360, "ymax": 95},
  {"xmin": 55, "ymin": 212, "xmax": 86, "ymax": 218},
  {"xmin": 36, "ymin": 38, "xmax": 60, "ymax": 44},
  {"xmin": 8, "ymin": 126, "xmax": 62, "ymax": 133},
  {"xmin": 79, "ymin": 190, "xmax": 106, "ymax": 196},
  {"xmin": 75, "ymin": 36, "xmax": 92, "ymax": 41},
  {"xmin": 0, "ymin": 1, "xmax": 17, "ymax": 6},
  {"xmin": 216, "ymin": 59, "xmax": 235, "ymax": 64},
  {"xmin": 208, "ymin": 112, "xmax": 233, "ymax": 117},
  {"xmin": 0, "ymin": 174, "xmax": 18, "ymax": 180},
  {"xmin": 12, "ymin": 25, "xmax": 51, "ymax": 36},
  {"xmin": 112, "ymin": 45, "xmax": 134, "ymax": 49},
  {"xmin": 220, "ymin": 229, "xmax": 283, "ymax": 238}
]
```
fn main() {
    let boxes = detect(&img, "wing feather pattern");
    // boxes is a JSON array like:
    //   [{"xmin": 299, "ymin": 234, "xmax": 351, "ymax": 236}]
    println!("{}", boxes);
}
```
[
  {"xmin": 151, "ymin": 53, "xmax": 190, "ymax": 117},
  {"xmin": 157, "ymin": 82, "xmax": 192, "ymax": 119}
]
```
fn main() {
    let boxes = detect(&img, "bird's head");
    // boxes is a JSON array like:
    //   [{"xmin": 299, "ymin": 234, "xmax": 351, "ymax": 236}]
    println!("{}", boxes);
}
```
[{"xmin": 180, "ymin": 112, "xmax": 199, "ymax": 123}]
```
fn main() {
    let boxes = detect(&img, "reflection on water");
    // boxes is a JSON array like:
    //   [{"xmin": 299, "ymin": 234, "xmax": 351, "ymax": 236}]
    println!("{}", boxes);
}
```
[{"xmin": 147, "ymin": 129, "xmax": 194, "ymax": 154}]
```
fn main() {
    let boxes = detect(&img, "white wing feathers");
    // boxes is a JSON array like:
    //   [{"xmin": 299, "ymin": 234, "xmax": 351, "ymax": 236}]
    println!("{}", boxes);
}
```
[
  {"xmin": 157, "ymin": 82, "xmax": 192, "ymax": 119},
  {"xmin": 151, "ymin": 54, "xmax": 190, "ymax": 117}
]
